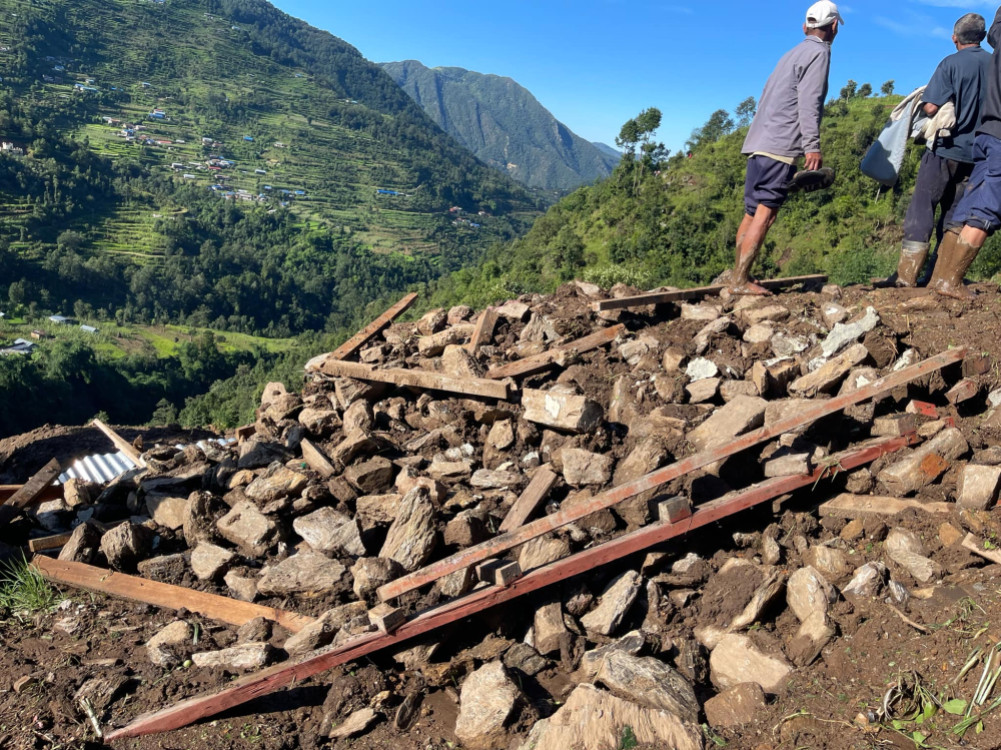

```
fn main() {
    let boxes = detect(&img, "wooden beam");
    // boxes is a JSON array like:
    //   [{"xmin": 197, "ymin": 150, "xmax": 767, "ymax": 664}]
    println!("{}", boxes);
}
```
[
  {"xmin": 467, "ymin": 307, "xmax": 499, "ymax": 354},
  {"xmin": 962, "ymin": 533, "xmax": 1001, "ymax": 565},
  {"xmin": 591, "ymin": 274, "xmax": 828, "ymax": 312},
  {"xmin": 329, "ymin": 293, "xmax": 418, "ymax": 362},
  {"xmin": 376, "ymin": 348, "xmax": 965, "ymax": 602},
  {"xmin": 91, "ymin": 419, "xmax": 145, "ymax": 468},
  {"xmin": 498, "ymin": 466, "xmax": 558, "ymax": 533},
  {"xmin": 485, "ymin": 325, "xmax": 625, "ymax": 380},
  {"xmin": 3, "ymin": 459, "xmax": 62, "ymax": 510},
  {"xmin": 818, "ymin": 493, "xmax": 953, "ymax": 519},
  {"xmin": 314, "ymin": 360, "xmax": 511, "ymax": 401},
  {"xmin": 104, "ymin": 433, "xmax": 911, "ymax": 741},
  {"xmin": 32, "ymin": 556, "xmax": 314, "ymax": 633},
  {"xmin": 0, "ymin": 484, "xmax": 61, "ymax": 505},
  {"xmin": 28, "ymin": 532, "xmax": 73, "ymax": 553},
  {"xmin": 300, "ymin": 437, "xmax": 338, "ymax": 478}
]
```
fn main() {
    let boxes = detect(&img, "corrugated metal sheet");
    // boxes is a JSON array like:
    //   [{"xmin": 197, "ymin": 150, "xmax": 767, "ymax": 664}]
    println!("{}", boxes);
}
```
[{"xmin": 56, "ymin": 438, "xmax": 235, "ymax": 486}]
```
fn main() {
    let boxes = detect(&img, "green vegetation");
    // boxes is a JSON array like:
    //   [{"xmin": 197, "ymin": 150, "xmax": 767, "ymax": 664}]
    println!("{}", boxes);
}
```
[
  {"xmin": 429, "ymin": 90, "xmax": 1001, "ymax": 310},
  {"xmin": 381, "ymin": 60, "xmax": 620, "ymax": 192},
  {"xmin": 0, "ymin": 555, "xmax": 63, "ymax": 614}
]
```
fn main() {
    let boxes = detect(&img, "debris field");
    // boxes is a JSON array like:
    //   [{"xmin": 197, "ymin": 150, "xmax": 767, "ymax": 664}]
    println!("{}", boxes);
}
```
[{"xmin": 3, "ymin": 277, "xmax": 1001, "ymax": 750}]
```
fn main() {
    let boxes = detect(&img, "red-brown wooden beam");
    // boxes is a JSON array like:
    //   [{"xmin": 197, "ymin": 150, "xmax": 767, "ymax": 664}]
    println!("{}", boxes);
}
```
[
  {"xmin": 104, "ymin": 432, "xmax": 913, "ymax": 741},
  {"xmin": 485, "ymin": 324, "xmax": 625, "ymax": 380},
  {"xmin": 591, "ymin": 274, "xmax": 828, "ymax": 312},
  {"xmin": 3, "ymin": 459, "xmax": 62, "ymax": 510},
  {"xmin": 307, "ymin": 293, "xmax": 418, "ymax": 368},
  {"xmin": 376, "ymin": 348, "xmax": 965, "ymax": 602}
]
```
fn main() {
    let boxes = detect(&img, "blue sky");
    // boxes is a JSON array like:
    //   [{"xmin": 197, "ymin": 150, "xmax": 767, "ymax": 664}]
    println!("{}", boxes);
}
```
[{"xmin": 272, "ymin": 0, "xmax": 1000, "ymax": 155}]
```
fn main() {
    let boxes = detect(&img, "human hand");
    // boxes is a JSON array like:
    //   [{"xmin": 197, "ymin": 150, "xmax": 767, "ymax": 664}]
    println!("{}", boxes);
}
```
[{"xmin": 804, "ymin": 152, "xmax": 822, "ymax": 170}]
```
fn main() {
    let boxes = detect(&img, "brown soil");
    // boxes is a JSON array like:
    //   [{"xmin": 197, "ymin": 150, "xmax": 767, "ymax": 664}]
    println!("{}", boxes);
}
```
[{"xmin": 2, "ymin": 281, "xmax": 1001, "ymax": 750}]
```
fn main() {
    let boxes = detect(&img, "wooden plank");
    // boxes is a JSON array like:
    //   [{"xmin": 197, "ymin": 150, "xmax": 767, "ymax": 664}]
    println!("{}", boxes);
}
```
[
  {"xmin": 467, "ymin": 307, "xmax": 499, "ymax": 353},
  {"xmin": 962, "ymin": 533, "xmax": 1001, "ymax": 566},
  {"xmin": 104, "ymin": 433, "xmax": 911, "ymax": 741},
  {"xmin": 300, "ymin": 437, "xmax": 338, "ymax": 478},
  {"xmin": 314, "ymin": 360, "xmax": 511, "ymax": 401},
  {"xmin": 497, "ymin": 466, "xmax": 558, "ymax": 533},
  {"xmin": 0, "ymin": 484, "xmax": 62, "ymax": 505},
  {"xmin": 485, "ymin": 325, "xmax": 625, "ymax": 380},
  {"xmin": 32, "ymin": 556, "xmax": 314, "ymax": 633},
  {"xmin": 329, "ymin": 293, "xmax": 418, "ymax": 361},
  {"xmin": 28, "ymin": 532, "xmax": 73, "ymax": 553},
  {"xmin": 591, "ymin": 274, "xmax": 828, "ymax": 312},
  {"xmin": 3, "ymin": 459, "xmax": 62, "ymax": 510},
  {"xmin": 91, "ymin": 419, "xmax": 145, "ymax": 468},
  {"xmin": 376, "ymin": 348, "xmax": 965, "ymax": 602},
  {"xmin": 818, "ymin": 493, "xmax": 953, "ymax": 519}
]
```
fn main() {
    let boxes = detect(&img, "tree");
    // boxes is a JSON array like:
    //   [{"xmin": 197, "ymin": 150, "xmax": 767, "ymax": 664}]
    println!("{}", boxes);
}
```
[
  {"xmin": 881, "ymin": 80, "xmax": 895, "ymax": 96},
  {"xmin": 840, "ymin": 79, "xmax": 858, "ymax": 100},
  {"xmin": 735, "ymin": 96, "xmax": 756, "ymax": 128},
  {"xmin": 614, "ymin": 108, "xmax": 666, "ymax": 192},
  {"xmin": 686, "ymin": 109, "xmax": 735, "ymax": 150},
  {"xmin": 858, "ymin": 83, "xmax": 873, "ymax": 98}
]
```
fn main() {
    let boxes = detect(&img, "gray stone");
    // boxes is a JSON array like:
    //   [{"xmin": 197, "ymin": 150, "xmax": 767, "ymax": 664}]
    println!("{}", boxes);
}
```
[
  {"xmin": 146, "ymin": 621, "xmax": 193, "ymax": 667},
  {"xmin": 355, "ymin": 493, "xmax": 400, "ymax": 531},
  {"xmin": 518, "ymin": 535, "xmax": 571, "ymax": 571},
  {"xmin": 329, "ymin": 707, "xmax": 379, "ymax": 739},
  {"xmin": 580, "ymin": 570, "xmax": 642, "ymax": 637},
  {"xmin": 786, "ymin": 566, "xmax": 837, "ymax": 623},
  {"xmin": 256, "ymin": 550, "xmax": 347, "ymax": 596},
  {"xmin": 351, "ymin": 556, "xmax": 404, "ymax": 599},
  {"xmin": 685, "ymin": 357, "xmax": 719, "ymax": 382},
  {"xmin": 576, "ymin": 631, "xmax": 647, "ymax": 682},
  {"xmin": 470, "ymin": 469, "xmax": 523, "ymax": 490},
  {"xmin": 190, "ymin": 543, "xmax": 236, "ymax": 581},
  {"xmin": 284, "ymin": 602, "xmax": 369, "ymax": 656},
  {"xmin": 595, "ymin": 650, "xmax": 699, "ymax": 721},
  {"xmin": 183, "ymin": 491, "xmax": 222, "ymax": 546},
  {"xmin": 191, "ymin": 642, "xmax": 274, "ymax": 670},
  {"xmin": 561, "ymin": 448, "xmax": 614, "ymax": 487},
  {"xmin": 217, "ymin": 501, "xmax": 279, "ymax": 557},
  {"xmin": 224, "ymin": 570, "xmax": 259, "ymax": 602},
  {"xmin": 522, "ymin": 386, "xmax": 603, "ymax": 434},
  {"xmin": 788, "ymin": 343, "xmax": 869, "ymax": 397},
  {"xmin": 885, "ymin": 527, "xmax": 940, "ymax": 583},
  {"xmin": 687, "ymin": 396, "xmax": 767, "ymax": 453},
  {"xmin": 821, "ymin": 306, "xmax": 880, "ymax": 357},
  {"xmin": 100, "ymin": 523, "xmax": 153, "ymax": 571},
  {"xmin": 704, "ymin": 683, "xmax": 767, "ymax": 729},
  {"xmin": 686, "ymin": 377, "xmax": 720, "ymax": 404},
  {"xmin": 878, "ymin": 427, "xmax": 969, "ymax": 496},
  {"xmin": 379, "ymin": 487, "xmax": 438, "ymax": 571},
  {"xmin": 344, "ymin": 457, "xmax": 395, "ymax": 494},
  {"xmin": 517, "ymin": 683, "xmax": 702, "ymax": 750},
  {"xmin": 842, "ymin": 562, "xmax": 888, "ymax": 598},
  {"xmin": 57, "ymin": 521, "xmax": 102, "ymax": 564},
  {"xmin": 534, "ymin": 601, "xmax": 568, "ymax": 656},
  {"xmin": 958, "ymin": 464, "xmax": 1001, "ymax": 510},
  {"xmin": 143, "ymin": 493, "xmax": 188, "ymax": 531},
  {"xmin": 455, "ymin": 661, "xmax": 520, "ymax": 750},
  {"xmin": 244, "ymin": 464, "xmax": 309, "ymax": 505},
  {"xmin": 293, "ymin": 507, "xmax": 366, "ymax": 557},
  {"xmin": 710, "ymin": 633, "xmax": 793, "ymax": 694}
]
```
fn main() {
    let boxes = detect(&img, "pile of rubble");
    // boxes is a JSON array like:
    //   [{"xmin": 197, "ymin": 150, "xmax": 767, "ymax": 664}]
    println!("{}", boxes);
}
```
[{"xmin": 7, "ymin": 279, "xmax": 1001, "ymax": 749}]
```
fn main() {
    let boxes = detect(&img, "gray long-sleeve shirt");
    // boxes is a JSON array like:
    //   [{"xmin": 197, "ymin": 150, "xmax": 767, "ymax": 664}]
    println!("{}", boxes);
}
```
[{"xmin": 742, "ymin": 35, "xmax": 832, "ymax": 158}]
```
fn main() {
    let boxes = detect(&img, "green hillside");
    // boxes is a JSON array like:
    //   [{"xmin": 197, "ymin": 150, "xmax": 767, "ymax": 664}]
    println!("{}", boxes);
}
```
[
  {"xmin": 381, "ymin": 60, "xmax": 621, "ymax": 192},
  {"xmin": 431, "ymin": 93, "xmax": 1001, "ymax": 307},
  {"xmin": 0, "ymin": 0, "xmax": 540, "ymax": 336}
]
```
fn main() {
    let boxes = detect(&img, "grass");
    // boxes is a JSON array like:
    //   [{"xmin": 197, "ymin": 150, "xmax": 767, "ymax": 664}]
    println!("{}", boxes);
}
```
[{"xmin": 0, "ymin": 555, "xmax": 63, "ymax": 614}]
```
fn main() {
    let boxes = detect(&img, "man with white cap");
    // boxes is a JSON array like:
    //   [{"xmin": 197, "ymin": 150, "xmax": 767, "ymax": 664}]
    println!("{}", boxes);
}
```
[{"xmin": 726, "ymin": 1, "xmax": 842, "ymax": 295}]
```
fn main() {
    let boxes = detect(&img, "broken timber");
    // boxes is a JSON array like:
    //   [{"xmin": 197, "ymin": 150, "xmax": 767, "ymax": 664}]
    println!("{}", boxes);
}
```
[
  {"xmin": 819, "ymin": 493, "xmax": 953, "ymax": 519},
  {"xmin": 467, "ymin": 306, "xmax": 499, "ymax": 354},
  {"xmin": 377, "ymin": 347, "xmax": 966, "ymax": 602},
  {"xmin": 486, "ymin": 324, "xmax": 625, "ymax": 380},
  {"xmin": 32, "ymin": 556, "xmax": 314, "ymax": 633},
  {"xmin": 498, "ymin": 465, "xmax": 558, "ymax": 533},
  {"xmin": 92, "ymin": 419, "xmax": 145, "ymax": 468},
  {"xmin": 328, "ymin": 293, "xmax": 418, "ymax": 362},
  {"xmin": 312, "ymin": 360, "xmax": 512, "ymax": 401},
  {"xmin": 591, "ymin": 274, "xmax": 828, "ymax": 312},
  {"xmin": 2, "ymin": 459, "xmax": 62, "ymax": 510},
  {"xmin": 104, "ymin": 432, "xmax": 912, "ymax": 741}
]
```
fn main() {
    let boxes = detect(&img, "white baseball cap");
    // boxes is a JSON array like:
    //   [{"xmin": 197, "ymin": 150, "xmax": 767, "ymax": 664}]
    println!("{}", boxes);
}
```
[{"xmin": 805, "ymin": 1, "xmax": 844, "ymax": 29}]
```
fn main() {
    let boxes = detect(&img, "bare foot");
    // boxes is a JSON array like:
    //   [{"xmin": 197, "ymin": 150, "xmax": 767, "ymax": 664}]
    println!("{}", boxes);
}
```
[{"xmin": 727, "ymin": 281, "xmax": 773, "ymax": 296}]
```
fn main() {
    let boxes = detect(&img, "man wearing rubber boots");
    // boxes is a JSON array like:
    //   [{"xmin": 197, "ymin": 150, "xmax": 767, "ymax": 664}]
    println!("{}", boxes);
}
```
[
  {"xmin": 728, "ymin": 1, "xmax": 841, "ymax": 296},
  {"xmin": 928, "ymin": 7, "xmax": 1001, "ymax": 300},
  {"xmin": 886, "ymin": 14, "xmax": 989, "ymax": 288}
]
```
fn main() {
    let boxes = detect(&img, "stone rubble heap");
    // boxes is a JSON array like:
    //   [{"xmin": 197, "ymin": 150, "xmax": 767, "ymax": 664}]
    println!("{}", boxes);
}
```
[{"xmin": 18, "ymin": 280, "xmax": 1001, "ymax": 748}]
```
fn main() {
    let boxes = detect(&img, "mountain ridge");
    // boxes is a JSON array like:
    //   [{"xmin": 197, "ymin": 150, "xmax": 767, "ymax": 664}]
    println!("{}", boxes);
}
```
[{"xmin": 380, "ymin": 60, "xmax": 620, "ymax": 191}]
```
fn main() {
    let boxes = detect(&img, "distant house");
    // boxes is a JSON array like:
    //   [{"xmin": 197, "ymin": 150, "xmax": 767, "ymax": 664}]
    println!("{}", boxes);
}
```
[
  {"xmin": 254, "ymin": 168, "xmax": 266, "ymax": 174},
  {"xmin": 48, "ymin": 314, "xmax": 69, "ymax": 324},
  {"xmin": 1, "ymin": 339, "xmax": 36, "ymax": 356},
  {"xmin": 80, "ymin": 324, "xmax": 98, "ymax": 334},
  {"xmin": 141, "ymin": 82, "xmax": 151, "ymax": 88},
  {"xmin": 243, "ymin": 135, "xmax": 254, "ymax": 142},
  {"xmin": 30, "ymin": 330, "xmax": 47, "ymax": 340}
]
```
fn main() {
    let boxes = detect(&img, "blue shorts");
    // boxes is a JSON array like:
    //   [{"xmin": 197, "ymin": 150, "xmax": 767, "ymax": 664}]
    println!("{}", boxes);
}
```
[
  {"xmin": 949, "ymin": 133, "xmax": 1001, "ymax": 235},
  {"xmin": 744, "ymin": 155, "xmax": 797, "ymax": 216}
]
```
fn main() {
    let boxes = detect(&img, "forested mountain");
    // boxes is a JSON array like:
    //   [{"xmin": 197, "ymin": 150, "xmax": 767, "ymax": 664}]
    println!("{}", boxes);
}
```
[
  {"xmin": 429, "ymin": 93, "xmax": 1001, "ymax": 308},
  {"xmin": 0, "ymin": 0, "xmax": 539, "ymax": 337},
  {"xmin": 381, "ymin": 60, "xmax": 620, "ymax": 192}
]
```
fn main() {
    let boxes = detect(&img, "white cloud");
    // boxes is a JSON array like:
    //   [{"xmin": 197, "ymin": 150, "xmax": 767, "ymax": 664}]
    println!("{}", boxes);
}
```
[{"xmin": 873, "ymin": 15, "xmax": 951, "ymax": 39}]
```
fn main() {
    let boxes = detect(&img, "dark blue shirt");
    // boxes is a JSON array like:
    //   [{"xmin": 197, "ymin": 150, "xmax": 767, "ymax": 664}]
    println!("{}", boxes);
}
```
[{"xmin": 924, "ymin": 45, "xmax": 991, "ymax": 163}]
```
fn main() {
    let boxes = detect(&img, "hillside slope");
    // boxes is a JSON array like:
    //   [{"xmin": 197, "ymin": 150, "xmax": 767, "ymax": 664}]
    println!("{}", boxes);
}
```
[
  {"xmin": 0, "ymin": 0, "xmax": 539, "ymax": 336},
  {"xmin": 381, "ymin": 60, "xmax": 620, "ymax": 191}
]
